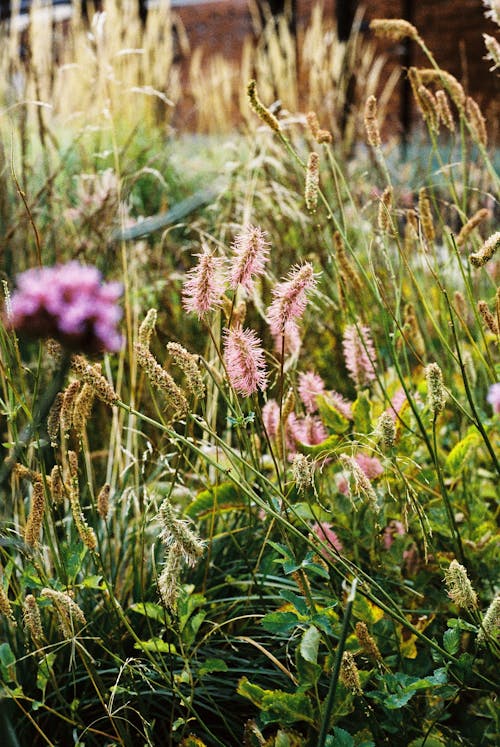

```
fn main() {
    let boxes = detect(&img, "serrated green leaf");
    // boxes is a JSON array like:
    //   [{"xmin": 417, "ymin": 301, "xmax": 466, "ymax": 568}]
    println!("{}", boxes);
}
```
[
  {"xmin": 185, "ymin": 482, "xmax": 244, "ymax": 519},
  {"xmin": 260, "ymin": 689, "xmax": 315, "ymax": 726},
  {"xmin": 317, "ymin": 395, "xmax": 350, "ymax": 434},
  {"xmin": 261, "ymin": 611, "xmax": 299, "ymax": 634},
  {"xmin": 198, "ymin": 658, "xmax": 228, "ymax": 677},
  {"xmin": 237, "ymin": 676, "xmax": 266, "ymax": 707},
  {"xmin": 352, "ymin": 392, "xmax": 372, "ymax": 434},
  {"xmin": 328, "ymin": 727, "xmax": 355, "ymax": 747},
  {"xmin": 133, "ymin": 638, "xmax": 177, "ymax": 653},
  {"xmin": 445, "ymin": 432, "xmax": 480, "ymax": 475},
  {"xmin": 300, "ymin": 625, "xmax": 321, "ymax": 664},
  {"xmin": 443, "ymin": 627, "xmax": 460, "ymax": 655},
  {"xmin": 129, "ymin": 601, "xmax": 169, "ymax": 624},
  {"xmin": 279, "ymin": 590, "xmax": 309, "ymax": 616}
]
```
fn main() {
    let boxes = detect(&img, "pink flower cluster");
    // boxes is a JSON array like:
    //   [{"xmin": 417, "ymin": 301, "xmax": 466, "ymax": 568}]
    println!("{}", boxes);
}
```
[
  {"xmin": 223, "ymin": 325, "xmax": 267, "ymax": 397},
  {"xmin": 342, "ymin": 324, "xmax": 377, "ymax": 388},
  {"xmin": 310, "ymin": 522, "xmax": 343, "ymax": 562},
  {"xmin": 487, "ymin": 382, "xmax": 500, "ymax": 414},
  {"xmin": 8, "ymin": 261, "xmax": 123, "ymax": 353}
]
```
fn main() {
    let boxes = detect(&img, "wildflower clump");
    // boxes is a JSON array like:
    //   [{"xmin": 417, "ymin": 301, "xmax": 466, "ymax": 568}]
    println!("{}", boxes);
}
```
[{"xmin": 8, "ymin": 262, "xmax": 123, "ymax": 353}]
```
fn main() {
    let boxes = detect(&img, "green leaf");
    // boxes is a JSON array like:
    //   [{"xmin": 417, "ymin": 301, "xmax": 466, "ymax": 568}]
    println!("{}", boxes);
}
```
[
  {"xmin": 317, "ymin": 395, "xmax": 350, "ymax": 434},
  {"xmin": 133, "ymin": 638, "xmax": 177, "ymax": 653},
  {"xmin": 279, "ymin": 590, "xmax": 309, "ymax": 617},
  {"xmin": 260, "ymin": 690, "xmax": 315, "ymax": 726},
  {"xmin": 198, "ymin": 658, "xmax": 228, "ymax": 677},
  {"xmin": 37, "ymin": 653, "xmax": 56, "ymax": 699},
  {"xmin": 300, "ymin": 625, "xmax": 321, "ymax": 664},
  {"xmin": 261, "ymin": 611, "xmax": 299, "ymax": 634},
  {"xmin": 0, "ymin": 643, "xmax": 17, "ymax": 684},
  {"xmin": 443, "ymin": 627, "xmax": 460, "ymax": 655},
  {"xmin": 445, "ymin": 431, "xmax": 480, "ymax": 475},
  {"xmin": 238, "ymin": 678, "xmax": 315, "ymax": 726},
  {"xmin": 237, "ymin": 676, "xmax": 266, "ymax": 707},
  {"xmin": 185, "ymin": 482, "xmax": 244, "ymax": 519},
  {"xmin": 352, "ymin": 392, "xmax": 372, "ymax": 434},
  {"xmin": 296, "ymin": 433, "xmax": 340, "ymax": 458},
  {"xmin": 129, "ymin": 601, "xmax": 169, "ymax": 624},
  {"xmin": 328, "ymin": 727, "xmax": 355, "ymax": 747}
]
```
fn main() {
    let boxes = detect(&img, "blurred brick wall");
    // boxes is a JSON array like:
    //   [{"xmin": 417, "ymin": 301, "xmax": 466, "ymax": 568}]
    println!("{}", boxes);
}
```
[{"xmin": 174, "ymin": 0, "xmax": 499, "ymax": 135}]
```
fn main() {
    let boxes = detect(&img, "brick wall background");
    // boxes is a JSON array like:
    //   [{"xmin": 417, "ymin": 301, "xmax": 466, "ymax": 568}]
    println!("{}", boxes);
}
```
[{"xmin": 173, "ymin": 0, "xmax": 499, "ymax": 136}]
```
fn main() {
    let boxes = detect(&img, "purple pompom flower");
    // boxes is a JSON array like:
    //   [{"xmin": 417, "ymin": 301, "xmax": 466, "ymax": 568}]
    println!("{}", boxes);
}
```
[
  {"xmin": 8, "ymin": 261, "xmax": 123, "ymax": 353},
  {"xmin": 223, "ymin": 325, "xmax": 267, "ymax": 397}
]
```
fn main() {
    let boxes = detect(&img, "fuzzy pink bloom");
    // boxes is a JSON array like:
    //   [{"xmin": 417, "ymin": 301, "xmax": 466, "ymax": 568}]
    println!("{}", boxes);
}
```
[
  {"xmin": 223, "ymin": 325, "xmax": 267, "ymax": 397},
  {"xmin": 262, "ymin": 399, "xmax": 280, "ymax": 439},
  {"xmin": 272, "ymin": 320, "xmax": 302, "ymax": 357},
  {"xmin": 229, "ymin": 225, "xmax": 269, "ymax": 293},
  {"xmin": 298, "ymin": 370, "xmax": 325, "ymax": 413},
  {"xmin": 487, "ymin": 382, "xmax": 500, "ymax": 414},
  {"xmin": 342, "ymin": 324, "xmax": 377, "ymax": 388},
  {"xmin": 325, "ymin": 390, "xmax": 353, "ymax": 420},
  {"xmin": 382, "ymin": 520, "xmax": 405, "ymax": 550},
  {"xmin": 311, "ymin": 522, "xmax": 343, "ymax": 561},
  {"xmin": 354, "ymin": 453, "xmax": 384, "ymax": 480},
  {"xmin": 288, "ymin": 413, "xmax": 328, "ymax": 447},
  {"xmin": 267, "ymin": 263, "xmax": 317, "ymax": 336},
  {"xmin": 182, "ymin": 245, "xmax": 226, "ymax": 318},
  {"xmin": 336, "ymin": 474, "xmax": 349, "ymax": 495},
  {"xmin": 385, "ymin": 387, "xmax": 408, "ymax": 422}
]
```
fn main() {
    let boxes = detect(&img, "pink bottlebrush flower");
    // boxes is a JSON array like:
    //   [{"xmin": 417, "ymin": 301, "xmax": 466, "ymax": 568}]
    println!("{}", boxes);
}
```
[
  {"xmin": 182, "ymin": 245, "xmax": 226, "ymax": 318},
  {"xmin": 382, "ymin": 520, "xmax": 405, "ymax": 550},
  {"xmin": 262, "ymin": 399, "xmax": 280, "ymax": 439},
  {"xmin": 267, "ymin": 263, "xmax": 317, "ymax": 336},
  {"xmin": 326, "ymin": 390, "xmax": 353, "ymax": 420},
  {"xmin": 288, "ymin": 413, "xmax": 328, "ymax": 446},
  {"xmin": 223, "ymin": 325, "xmax": 267, "ymax": 397},
  {"xmin": 342, "ymin": 324, "xmax": 377, "ymax": 388},
  {"xmin": 311, "ymin": 522, "xmax": 343, "ymax": 561},
  {"xmin": 487, "ymin": 382, "xmax": 500, "ymax": 414},
  {"xmin": 336, "ymin": 474, "xmax": 349, "ymax": 495},
  {"xmin": 298, "ymin": 370, "xmax": 325, "ymax": 413},
  {"xmin": 386, "ymin": 387, "xmax": 407, "ymax": 422},
  {"xmin": 8, "ymin": 261, "xmax": 122, "ymax": 353},
  {"xmin": 272, "ymin": 320, "xmax": 302, "ymax": 358},
  {"xmin": 354, "ymin": 453, "xmax": 384, "ymax": 480},
  {"xmin": 229, "ymin": 225, "xmax": 270, "ymax": 293}
]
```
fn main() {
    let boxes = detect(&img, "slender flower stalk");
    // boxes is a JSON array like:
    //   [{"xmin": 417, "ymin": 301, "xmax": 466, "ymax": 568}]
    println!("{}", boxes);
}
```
[
  {"xmin": 477, "ymin": 594, "xmax": 500, "ymax": 646},
  {"xmin": 167, "ymin": 342, "xmax": 205, "ymax": 398},
  {"xmin": 135, "ymin": 343, "xmax": 188, "ymax": 416},
  {"xmin": 469, "ymin": 232, "xmax": 500, "ymax": 267},
  {"xmin": 229, "ymin": 225, "xmax": 269, "ymax": 293},
  {"xmin": 456, "ymin": 208, "xmax": 490, "ymax": 247},
  {"xmin": 267, "ymin": 263, "xmax": 317, "ymax": 336},
  {"xmin": 41, "ymin": 588, "xmax": 86, "ymax": 637},
  {"xmin": 305, "ymin": 152, "xmax": 320, "ymax": 212},
  {"xmin": 247, "ymin": 79, "xmax": 281, "ymax": 132},
  {"xmin": 24, "ymin": 482, "xmax": 45, "ymax": 547},
  {"xmin": 364, "ymin": 95, "xmax": 382, "ymax": 148},
  {"xmin": 223, "ymin": 325, "xmax": 267, "ymax": 397},
  {"xmin": 425, "ymin": 363, "xmax": 447, "ymax": 415},
  {"xmin": 23, "ymin": 594, "xmax": 44, "ymax": 644}
]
